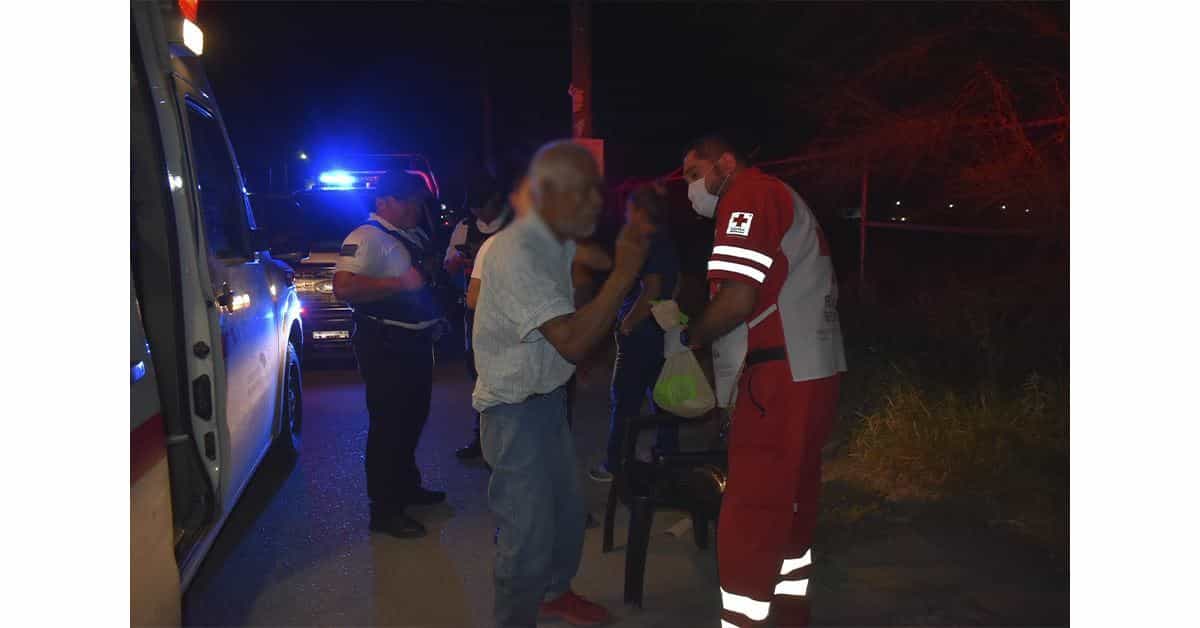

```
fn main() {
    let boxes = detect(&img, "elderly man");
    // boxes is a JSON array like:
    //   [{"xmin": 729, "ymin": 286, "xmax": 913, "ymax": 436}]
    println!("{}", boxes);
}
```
[{"xmin": 472, "ymin": 141, "xmax": 651, "ymax": 627}]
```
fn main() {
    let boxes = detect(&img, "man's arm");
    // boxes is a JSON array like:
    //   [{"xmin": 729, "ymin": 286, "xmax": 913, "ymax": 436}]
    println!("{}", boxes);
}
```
[
  {"xmin": 332, "ymin": 268, "xmax": 424, "ymax": 303},
  {"xmin": 540, "ymin": 270, "xmax": 637, "ymax": 363},
  {"xmin": 619, "ymin": 273, "xmax": 663, "ymax": 335},
  {"xmin": 539, "ymin": 224, "xmax": 650, "ymax": 363},
  {"xmin": 686, "ymin": 280, "xmax": 758, "ymax": 347},
  {"xmin": 465, "ymin": 277, "xmax": 482, "ymax": 310},
  {"xmin": 443, "ymin": 223, "xmax": 471, "ymax": 274}
]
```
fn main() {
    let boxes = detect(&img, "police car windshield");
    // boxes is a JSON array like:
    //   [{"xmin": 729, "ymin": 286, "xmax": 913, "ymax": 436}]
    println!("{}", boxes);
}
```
[{"xmin": 292, "ymin": 190, "xmax": 377, "ymax": 252}]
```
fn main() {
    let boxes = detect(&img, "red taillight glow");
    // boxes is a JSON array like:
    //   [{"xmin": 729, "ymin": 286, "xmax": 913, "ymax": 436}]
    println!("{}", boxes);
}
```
[{"xmin": 179, "ymin": 0, "xmax": 199, "ymax": 22}]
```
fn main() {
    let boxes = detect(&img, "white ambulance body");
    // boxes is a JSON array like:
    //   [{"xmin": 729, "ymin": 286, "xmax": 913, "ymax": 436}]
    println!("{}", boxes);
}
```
[{"xmin": 131, "ymin": 1, "xmax": 304, "ymax": 623}]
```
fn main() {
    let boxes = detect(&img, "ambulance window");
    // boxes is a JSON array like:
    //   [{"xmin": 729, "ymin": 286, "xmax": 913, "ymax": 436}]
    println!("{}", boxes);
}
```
[{"xmin": 185, "ymin": 101, "xmax": 247, "ymax": 259}]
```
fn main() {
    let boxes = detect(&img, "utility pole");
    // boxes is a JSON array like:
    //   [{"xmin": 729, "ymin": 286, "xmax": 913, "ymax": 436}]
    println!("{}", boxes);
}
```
[
  {"xmin": 570, "ymin": 0, "xmax": 592, "ymax": 139},
  {"xmin": 480, "ymin": 8, "xmax": 495, "ymax": 177}
]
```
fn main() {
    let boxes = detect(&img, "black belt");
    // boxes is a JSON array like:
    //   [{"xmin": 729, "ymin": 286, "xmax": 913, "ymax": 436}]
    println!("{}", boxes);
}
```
[{"xmin": 745, "ymin": 346, "xmax": 787, "ymax": 367}]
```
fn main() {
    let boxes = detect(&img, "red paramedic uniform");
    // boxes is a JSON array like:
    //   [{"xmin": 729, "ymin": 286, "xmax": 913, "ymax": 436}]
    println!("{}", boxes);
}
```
[{"xmin": 707, "ymin": 168, "xmax": 847, "ymax": 628}]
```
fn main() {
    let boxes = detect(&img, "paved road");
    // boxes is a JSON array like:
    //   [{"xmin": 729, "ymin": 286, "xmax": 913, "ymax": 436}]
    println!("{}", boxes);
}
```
[
  {"xmin": 182, "ymin": 354, "xmax": 1068, "ymax": 627},
  {"xmin": 183, "ymin": 356, "xmax": 721, "ymax": 628}
]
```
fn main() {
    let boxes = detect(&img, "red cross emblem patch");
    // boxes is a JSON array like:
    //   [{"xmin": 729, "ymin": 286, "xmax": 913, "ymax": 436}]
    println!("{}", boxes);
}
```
[{"xmin": 726, "ymin": 212, "xmax": 754, "ymax": 237}]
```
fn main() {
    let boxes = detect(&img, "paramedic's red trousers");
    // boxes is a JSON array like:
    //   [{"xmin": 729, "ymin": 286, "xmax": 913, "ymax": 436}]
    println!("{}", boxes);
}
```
[{"xmin": 718, "ymin": 363, "xmax": 840, "ymax": 627}]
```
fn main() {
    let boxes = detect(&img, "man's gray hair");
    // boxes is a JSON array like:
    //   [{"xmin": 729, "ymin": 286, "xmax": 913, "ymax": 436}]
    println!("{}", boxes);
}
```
[{"xmin": 527, "ymin": 140, "xmax": 597, "ymax": 194}]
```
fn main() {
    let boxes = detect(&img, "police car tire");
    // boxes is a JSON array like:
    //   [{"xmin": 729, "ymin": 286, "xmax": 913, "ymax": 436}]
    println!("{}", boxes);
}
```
[{"xmin": 279, "ymin": 341, "xmax": 303, "ymax": 455}]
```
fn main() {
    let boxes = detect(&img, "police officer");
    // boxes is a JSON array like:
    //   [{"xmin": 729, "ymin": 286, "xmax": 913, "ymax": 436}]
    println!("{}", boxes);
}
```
[
  {"xmin": 444, "ymin": 172, "xmax": 514, "ymax": 460},
  {"xmin": 333, "ymin": 171, "xmax": 447, "ymax": 539}
]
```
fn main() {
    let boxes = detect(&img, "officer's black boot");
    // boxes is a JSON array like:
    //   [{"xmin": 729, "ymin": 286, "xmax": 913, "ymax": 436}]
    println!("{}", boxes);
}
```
[{"xmin": 369, "ymin": 507, "xmax": 427, "ymax": 539}]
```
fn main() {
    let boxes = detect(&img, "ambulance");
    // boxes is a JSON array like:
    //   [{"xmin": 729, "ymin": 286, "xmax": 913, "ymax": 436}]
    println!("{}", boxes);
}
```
[{"xmin": 131, "ymin": 1, "xmax": 305, "ymax": 623}]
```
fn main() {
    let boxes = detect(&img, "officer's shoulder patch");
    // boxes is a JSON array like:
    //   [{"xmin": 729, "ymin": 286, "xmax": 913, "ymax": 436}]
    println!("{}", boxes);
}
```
[{"xmin": 339, "ymin": 243, "xmax": 359, "ymax": 257}]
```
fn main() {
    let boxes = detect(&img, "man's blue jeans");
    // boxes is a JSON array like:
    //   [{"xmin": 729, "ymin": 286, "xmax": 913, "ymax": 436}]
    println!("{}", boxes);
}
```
[{"xmin": 481, "ymin": 386, "xmax": 585, "ymax": 628}]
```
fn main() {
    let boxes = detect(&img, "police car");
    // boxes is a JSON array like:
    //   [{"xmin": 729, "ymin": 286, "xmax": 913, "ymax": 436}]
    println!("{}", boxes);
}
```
[
  {"xmin": 131, "ymin": 1, "xmax": 305, "ymax": 622},
  {"xmin": 256, "ymin": 160, "xmax": 452, "ymax": 360}
]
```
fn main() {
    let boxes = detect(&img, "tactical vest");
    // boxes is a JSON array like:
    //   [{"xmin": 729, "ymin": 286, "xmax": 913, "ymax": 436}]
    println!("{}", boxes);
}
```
[{"xmin": 351, "ymin": 220, "xmax": 444, "ymax": 325}]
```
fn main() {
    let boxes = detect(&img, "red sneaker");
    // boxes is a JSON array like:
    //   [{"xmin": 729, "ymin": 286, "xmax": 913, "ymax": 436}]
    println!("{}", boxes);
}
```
[{"xmin": 539, "ymin": 590, "xmax": 612, "ymax": 626}]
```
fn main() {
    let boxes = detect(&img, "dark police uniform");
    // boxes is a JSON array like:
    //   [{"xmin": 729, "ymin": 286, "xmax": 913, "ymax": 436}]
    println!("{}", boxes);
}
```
[{"xmin": 335, "ymin": 178, "xmax": 446, "ymax": 536}]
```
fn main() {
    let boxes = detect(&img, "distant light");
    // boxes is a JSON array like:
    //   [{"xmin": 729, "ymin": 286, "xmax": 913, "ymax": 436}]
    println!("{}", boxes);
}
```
[
  {"xmin": 182, "ymin": 18, "xmax": 204, "ymax": 56},
  {"xmin": 1001, "ymin": 204, "xmax": 1007, "ymax": 210},
  {"xmin": 270, "ymin": 284, "xmax": 277, "ymax": 297},
  {"xmin": 1025, "ymin": 208, "xmax": 1031, "ymax": 214},
  {"xmin": 900, "ymin": 216, "xmax": 908, "ymax": 222},
  {"xmin": 441, "ymin": 203, "xmax": 447, "ymax": 210},
  {"xmin": 319, "ymin": 170, "xmax": 357, "ymax": 187},
  {"xmin": 895, "ymin": 201, "xmax": 901, "ymax": 206},
  {"xmin": 948, "ymin": 203, "xmax": 955, "ymax": 208},
  {"xmin": 299, "ymin": 152, "xmax": 308, "ymax": 161},
  {"xmin": 169, "ymin": 174, "xmax": 184, "ymax": 191}
]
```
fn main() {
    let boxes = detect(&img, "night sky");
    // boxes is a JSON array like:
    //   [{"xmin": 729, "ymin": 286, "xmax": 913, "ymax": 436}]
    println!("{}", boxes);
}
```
[{"xmin": 199, "ymin": 1, "xmax": 1067, "ymax": 202}]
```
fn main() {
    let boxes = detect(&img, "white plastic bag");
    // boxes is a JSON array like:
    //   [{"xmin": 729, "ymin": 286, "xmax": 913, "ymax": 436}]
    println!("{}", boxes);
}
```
[
  {"xmin": 650, "ymin": 299, "xmax": 686, "ymax": 331},
  {"xmin": 653, "ymin": 349, "xmax": 716, "ymax": 418}
]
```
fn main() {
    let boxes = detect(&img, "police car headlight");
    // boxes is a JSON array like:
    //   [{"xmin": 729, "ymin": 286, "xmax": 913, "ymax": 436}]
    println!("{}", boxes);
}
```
[{"xmin": 296, "ymin": 278, "xmax": 334, "ymax": 294}]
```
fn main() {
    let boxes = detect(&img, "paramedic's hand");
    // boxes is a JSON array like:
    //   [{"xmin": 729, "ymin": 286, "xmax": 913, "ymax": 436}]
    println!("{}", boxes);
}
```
[
  {"xmin": 663, "ymin": 327, "xmax": 690, "ymax": 358},
  {"xmin": 613, "ymin": 222, "xmax": 653, "ymax": 281}
]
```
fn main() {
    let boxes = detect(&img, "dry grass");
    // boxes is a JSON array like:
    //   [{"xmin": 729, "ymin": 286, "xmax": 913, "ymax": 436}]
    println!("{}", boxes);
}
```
[{"xmin": 829, "ymin": 254, "xmax": 1069, "ymax": 547}]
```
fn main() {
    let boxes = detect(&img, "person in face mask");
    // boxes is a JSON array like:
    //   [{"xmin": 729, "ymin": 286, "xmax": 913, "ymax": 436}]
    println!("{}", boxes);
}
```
[{"xmin": 678, "ymin": 135, "xmax": 847, "ymax": 628}]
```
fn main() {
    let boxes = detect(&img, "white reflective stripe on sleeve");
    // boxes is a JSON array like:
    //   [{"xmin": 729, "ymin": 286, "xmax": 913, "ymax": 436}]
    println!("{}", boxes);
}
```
[
  {"xmin": 774, "ymin": 578, "xmax": 809, "ymax": 597},
  {"xmin": 748, "ymin": 303, "xmax": 778, "ymax": 329},
  {"xmin": 708, "ymin": 260, "xmax": 766, "ymax": 283},
  {"xmin": 721, "ymin": 588, "xmax": 771, "ymax": 621},
  {"xmin": 713, "ymin": 245, "xmax": 774, "ymax": 268},
  {"xmin": 779, "ymin": 549, "xmax": 813, "ymax": 575}
]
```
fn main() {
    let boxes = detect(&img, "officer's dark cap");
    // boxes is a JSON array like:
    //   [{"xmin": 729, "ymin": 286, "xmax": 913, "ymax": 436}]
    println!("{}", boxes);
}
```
[{"xmin": 374, "ymin": 171, "xmax": 431, "ymax": 202}]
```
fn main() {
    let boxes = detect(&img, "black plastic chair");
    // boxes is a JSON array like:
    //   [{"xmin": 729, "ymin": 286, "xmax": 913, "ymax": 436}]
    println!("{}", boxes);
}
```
[{"xmin": 601, "ymin": 411, "xmax": 728, "ymax": 607}]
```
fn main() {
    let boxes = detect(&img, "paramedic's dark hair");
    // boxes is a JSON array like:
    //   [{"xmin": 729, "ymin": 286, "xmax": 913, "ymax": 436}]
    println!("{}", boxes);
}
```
[
  {"xmin": 629, "ymin": 184, "xmax": 669, "ymax": 227},
  {"xmin": 684, "ymin": 135, "xmax": 746, "ymax": 165}
]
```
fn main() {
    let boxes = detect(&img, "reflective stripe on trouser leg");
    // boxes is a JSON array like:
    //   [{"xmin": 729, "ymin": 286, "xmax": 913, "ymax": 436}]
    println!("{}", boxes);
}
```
[
  {"xmin": 775, "ymin": 548, "xmax": 812, "ymax": 597},
  {"xmin": 773, "ymin": 374, "xmax": 842, "ymax": 628},
  {"xmin": 721, "ymin": 588, "xmax": 771, "ymax": 622},
  {"xmin": 718, "ymin": 362, "xmax": 804, "ymax": 627}
]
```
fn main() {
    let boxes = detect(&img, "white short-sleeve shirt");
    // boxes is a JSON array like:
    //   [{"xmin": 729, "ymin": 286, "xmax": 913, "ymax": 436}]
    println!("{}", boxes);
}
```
[
  {"xmin": 471, "ymin": 211, "xmax": 578, "ymax": 411},
  {"xmin": 334, "ymin": 213, "xmax": 415, "ymax": 279}
]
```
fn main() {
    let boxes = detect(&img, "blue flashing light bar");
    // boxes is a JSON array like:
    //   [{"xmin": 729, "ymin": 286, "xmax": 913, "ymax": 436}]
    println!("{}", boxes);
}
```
[{"xmin": 318, "ymin": 170, "xmax": 357, "ymax": 187}]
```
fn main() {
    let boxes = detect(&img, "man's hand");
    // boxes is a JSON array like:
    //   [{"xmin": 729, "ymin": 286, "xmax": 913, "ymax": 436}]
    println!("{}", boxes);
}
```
[{"xmin": 612, "ymin": 221, "xmax": 653, "ymax": 281}]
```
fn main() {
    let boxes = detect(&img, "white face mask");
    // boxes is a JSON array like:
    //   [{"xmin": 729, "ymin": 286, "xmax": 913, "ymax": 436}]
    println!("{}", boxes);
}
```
[
  {"xmin": 688, "ymin": 177, "xmax": 719, "ymax": 218},
  {"xmin": 687, "ymin": 165, "xmax": 730, "ymax": 218}
]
